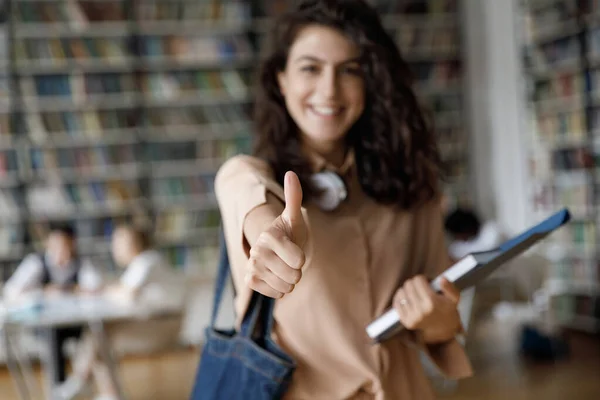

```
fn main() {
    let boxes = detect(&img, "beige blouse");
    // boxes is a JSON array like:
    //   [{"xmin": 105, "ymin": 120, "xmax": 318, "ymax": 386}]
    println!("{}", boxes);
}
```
[{"xmin": 214, "ymin": 151, "xmax": 473, "ymax": 400}]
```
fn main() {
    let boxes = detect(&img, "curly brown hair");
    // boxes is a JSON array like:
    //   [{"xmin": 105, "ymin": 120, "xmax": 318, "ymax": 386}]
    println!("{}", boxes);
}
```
[{"xmin": 253, "ymin": 0, "xmax": 443, "ymax": 209}]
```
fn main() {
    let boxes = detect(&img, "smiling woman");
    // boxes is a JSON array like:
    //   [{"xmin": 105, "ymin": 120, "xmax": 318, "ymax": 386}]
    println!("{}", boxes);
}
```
[
  {"xmin": 276, "ymin": 25, "xmax": 366, "ymax": 165},
  {"xmin": 253, "ymin": 0, "xmax": 441, "ymax": 207},
  {"xmin": 211, "ymin": 0, "xmax": 472, "ymax": 399}
]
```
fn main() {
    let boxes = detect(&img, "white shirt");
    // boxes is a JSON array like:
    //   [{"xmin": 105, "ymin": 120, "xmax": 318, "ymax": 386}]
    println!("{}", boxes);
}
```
[
  {"xmin": 119, "ymin": 250, "xmax": 185, "ymax": 309},
  {"xmin": 3, "ymin": 253, "xmax": 104, "ymax": 301},
  {"xmin": 448, "ymin": 221, "xmax": 503, "ymax": 260}
]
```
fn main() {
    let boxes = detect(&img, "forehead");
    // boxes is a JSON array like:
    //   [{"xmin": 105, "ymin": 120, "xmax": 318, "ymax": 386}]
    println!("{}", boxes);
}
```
[
  {"xmin": 288, "ymin": 24, "xmax": 360, "ymax": 63},
  {"xmin": 48, "ymin": 232, "xmax": 72, "ymax": 243}
]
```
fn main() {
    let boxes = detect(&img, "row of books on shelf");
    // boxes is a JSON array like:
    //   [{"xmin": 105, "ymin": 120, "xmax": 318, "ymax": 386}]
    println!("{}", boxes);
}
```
[
  {"xmin": 551, "ymin": 219, "xmax": 597, "ymax": 248},
  {"xmin": 155, "ymin": 208, "xmax": 220, "ymax": 238},
  {"xmin": 16, "ymin": 38, "xmax": 129, "ymax": 65},
  {"xmin": 0, "ymin": 189, "xmax": 22, "ymax": 218},
  {"xmin": 16, "ymin": 0, "xmax": 251, "ymax": 25},
  {"xmin": 410, "ymin": 61, "xmax": 461, "ymax": 87},
  {"xmin": 14, "ymin": 35, "xmax": 252, "ymax": 67},
  {"xmin": 15, "ymin": 0, "xmax": 124, "ymax": 26},
  {"xmin": 16, "ymin": 104, "xmax": 250, "ymax": 140},
  {"xmin": 137, "ymin": 0, "xmax": 250, "ymax": 23},
  {"xmin": 26, "ymin": 109, "xmax": 134, "ymax": 141},
  {"xmin": 396, "ymin": 26, "xmax": 459, "ymax": 55},
  {"xmin": 20, "ymin": 74, "xmax": 136, "ymax": 99},
  {"xmin": 535, "ymin": 109, "xmax": 585, "ymax": 139},
  {"xmin": 0, "ymin": 150, "xmax": 19, "ymax": 176},
  {"xmin": 142, "ymin": 69, "xmax": 250, "ymax": 100},
  {"xmin": 161, "ymin": 243, "xmax": 219, "ymax": 275},
  {"xmin": 30, "ymin": 144, "xmax": 139, "ymax": 171},
  {"xmin": 141, "ymin": 35, "xmax": 252, "ymax": 62},
  {"xmin": 426, "ymin": 94, "xmax": 462, "ymax": 114},
  {"xmin": 142, "ymin": 104, "xmax": 250, "ymax": 130},
  {"xmin": 527, "ymin": 26, "xmax": 600, "ymax": 70},
  {"xmin": 552, "ymin": 261, "xmax": 599, "ymax": 285},
  {"xmin": 527, "ymin": 36, "xmax": 580, "ymax": 72},
  {"xmin": 552, "ymin": 146, "xmax": 598, "ymax": 170},
  {"xmin": 151, "ymin": 175, "xmax": 215, "ymax": 201},
  {"xmin": 526, "ymin": 0, "xmax": 577, "ymax": 25},
  {"xmin": 26, "ymin": 181, "xmax": 142, "ymax": 216},
  {"xmin": 18, "ymin": 70, "xmax": 249, "ymax": 98},
  {"xmin": 531, "ymin": 182, "xmax": 596, "ymax": 218},
  {"xmin": 532, "ymin": 71, "xmax": 582, "ymax": 100},
  {"xmin": 442, "ymin": 183, "xmax": 471, "ymax": 209},
  {"xmin": 442, "ymin": 158, "xmax": 467, "ymax": 178},
  {"xmin": 159, "ymin": 138, "xmax": 248, "ymax": 160},
  {"xmin": 0, "ymin": 137, "xmax": 249, "ymax": 177}
]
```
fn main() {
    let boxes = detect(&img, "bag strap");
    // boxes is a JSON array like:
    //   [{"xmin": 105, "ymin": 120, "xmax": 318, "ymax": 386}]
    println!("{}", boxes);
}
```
[
  {"xmin": 209, "ymin": 228, "xmax": 231, "ymax": 327},
  {"xmin": 210, "ymin": 228, "xmax": 277, "ymax": 340}
]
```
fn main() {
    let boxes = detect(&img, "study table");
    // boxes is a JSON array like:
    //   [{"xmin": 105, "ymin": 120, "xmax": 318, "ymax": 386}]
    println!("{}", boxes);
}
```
[{"xmin": 0, "ymin": 292, "xmax": 182, "ymax": 400}]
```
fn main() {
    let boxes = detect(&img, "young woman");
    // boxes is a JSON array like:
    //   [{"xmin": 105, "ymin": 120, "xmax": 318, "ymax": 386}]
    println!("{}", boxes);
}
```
[{"xmin": 215, "ymin": 1, "xmax": 473, "ymax": 398}]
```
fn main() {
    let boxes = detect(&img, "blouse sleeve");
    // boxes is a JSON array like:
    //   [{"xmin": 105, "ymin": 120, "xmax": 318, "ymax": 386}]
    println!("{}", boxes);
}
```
[
  {"xmin": 405, "ymin": 197, "xmax": 474, "ymax": 380},
  {"xmin": 214, "ymin": 155, "xmax": 311, "ymax": 327}
]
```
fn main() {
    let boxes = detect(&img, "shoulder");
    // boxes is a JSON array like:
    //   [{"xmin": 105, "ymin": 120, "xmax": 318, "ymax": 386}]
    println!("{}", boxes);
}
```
[
  {"xmin": 19, "ymin": 253, "xmax": 44, "ymax": 269},
  {"xmin": 215, "ymin": 154, "xmax": 284, "ymax": 203},
  {"xmin": 215, "ymin": 155, "xmax": 275, "ymax": 188}
]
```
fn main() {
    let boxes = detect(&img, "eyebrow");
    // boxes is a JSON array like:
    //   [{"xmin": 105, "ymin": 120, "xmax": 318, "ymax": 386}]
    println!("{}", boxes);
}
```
[{"xmin": 294, "ymin": 55, "xmax": 361, "ymax": 65}]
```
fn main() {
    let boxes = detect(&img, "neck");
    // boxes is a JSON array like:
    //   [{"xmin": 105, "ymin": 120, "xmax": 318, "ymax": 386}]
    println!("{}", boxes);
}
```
[{"xmin": 302, "ymin": 139, "xmax": 347, "ymax": 168}]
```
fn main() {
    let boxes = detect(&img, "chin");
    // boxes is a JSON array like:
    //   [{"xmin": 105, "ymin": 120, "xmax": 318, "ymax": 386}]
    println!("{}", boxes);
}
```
[{"xmin": 304, "ymin": 130, "xmax": 348, "ymax": 145}]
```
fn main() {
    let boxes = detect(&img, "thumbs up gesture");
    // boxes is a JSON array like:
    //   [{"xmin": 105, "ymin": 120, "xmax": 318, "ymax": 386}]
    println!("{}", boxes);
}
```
[{"xmin": 245, "ymin": 171, "xmax": 308, "ymax": 299}]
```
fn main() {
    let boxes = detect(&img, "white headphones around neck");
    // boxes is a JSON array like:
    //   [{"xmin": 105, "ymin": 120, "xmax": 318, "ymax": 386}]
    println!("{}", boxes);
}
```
[{"xmin": 310, "ymin": 171, "xmax": 348, "ymax": 211}]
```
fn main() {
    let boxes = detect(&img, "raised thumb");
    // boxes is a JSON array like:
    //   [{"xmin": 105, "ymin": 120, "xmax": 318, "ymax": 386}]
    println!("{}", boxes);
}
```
[{"xmin": 281, "ymin": 171, "xmax": 303, "ymax": 231}]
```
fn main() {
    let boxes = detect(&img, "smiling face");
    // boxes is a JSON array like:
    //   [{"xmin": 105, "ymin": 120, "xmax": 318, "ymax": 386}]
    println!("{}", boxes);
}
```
[{"xmin": 277, "ymin": 24, "xmax": 365, "ymax": 155}]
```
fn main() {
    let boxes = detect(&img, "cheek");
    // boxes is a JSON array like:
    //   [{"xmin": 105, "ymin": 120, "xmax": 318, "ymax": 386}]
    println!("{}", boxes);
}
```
[
  {"xmin": 346, "ymin": 83, "xmax": 365, "ymax": 113},
  {"xmin": 285, "ymin": 78, "xmax": 312, "ymax": 106}
]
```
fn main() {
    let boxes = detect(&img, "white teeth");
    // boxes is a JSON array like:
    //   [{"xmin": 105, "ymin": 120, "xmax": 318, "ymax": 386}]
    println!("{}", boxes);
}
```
[{"xmin": 312, "ymin": 106, "xmax": 338, "ymax": 116}]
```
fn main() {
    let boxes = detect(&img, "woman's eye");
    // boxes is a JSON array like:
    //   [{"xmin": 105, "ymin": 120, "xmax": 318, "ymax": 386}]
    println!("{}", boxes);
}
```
[
  {"xmin": 300, "ymin": 65, "xmax": 318, "ymax": 73},
  {"xmin": 342, "ymin": 66, "xmax": 362, "ymax": 76}
]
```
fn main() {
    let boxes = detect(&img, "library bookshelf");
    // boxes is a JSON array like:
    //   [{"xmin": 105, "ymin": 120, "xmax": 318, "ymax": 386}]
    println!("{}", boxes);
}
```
[{"xmin": 0, "ymin": 0, "xmax": 473, "ymax": 284}]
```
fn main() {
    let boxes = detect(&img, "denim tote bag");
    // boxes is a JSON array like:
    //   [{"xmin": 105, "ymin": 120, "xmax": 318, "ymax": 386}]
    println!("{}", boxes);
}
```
[{"xmin": 190, "ymin": 230, "xmax": 296, "ymax": 400}]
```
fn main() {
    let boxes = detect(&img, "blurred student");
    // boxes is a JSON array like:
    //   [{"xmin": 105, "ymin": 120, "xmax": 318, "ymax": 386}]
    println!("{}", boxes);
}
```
[
  {"xmin": 55, "ymin": 224, "xmax": 184, "ymax": 400},
  {"xmin": 444, "ymin": 208, "xmax": 502, "ymax": 262},
  {"xmin": 3, "ymin": 222, "xmax": 103, "ymax": 384}
]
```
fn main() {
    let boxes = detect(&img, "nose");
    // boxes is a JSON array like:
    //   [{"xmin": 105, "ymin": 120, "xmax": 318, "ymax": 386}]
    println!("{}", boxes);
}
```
[{"xmin": 317, "ymin": 67, "xmax": 337, "ymax": 100}]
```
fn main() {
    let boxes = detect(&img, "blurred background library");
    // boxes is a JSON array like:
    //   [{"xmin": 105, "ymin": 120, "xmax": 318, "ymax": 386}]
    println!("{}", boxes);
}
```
[{"xmin": 0, "ymin": 0, "xmax": 598, "ymax": 399}]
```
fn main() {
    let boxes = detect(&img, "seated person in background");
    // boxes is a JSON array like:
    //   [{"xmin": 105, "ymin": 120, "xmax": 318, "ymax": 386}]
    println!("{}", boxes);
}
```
[
  {"xmin": 3, "ymin": 222, "xmax": 103, "ymax": 384},
  {"xmin": 444, "ymin": 207, "xmax": 502, "ymax": 262},
  {"xmin": 55, "ymin": 224, "xmax": 184, "ymax": 400},
  {"xmin": 443, "ymin": 208, "xmax": 503, "ymax": 335}
]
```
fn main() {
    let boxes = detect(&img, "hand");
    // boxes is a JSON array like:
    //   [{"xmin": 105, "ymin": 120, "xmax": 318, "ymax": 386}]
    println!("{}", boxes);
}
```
[
  {"xmin": 393, "ymin": 276, "xmax": 461, "ymax": 344},
  {"xmin": 104, "ymin": 284, "xmax": 135, "ymax": 302},
  {"xmin": 246, "ymin": 171, "xmax": 307, "ymax": 299}
]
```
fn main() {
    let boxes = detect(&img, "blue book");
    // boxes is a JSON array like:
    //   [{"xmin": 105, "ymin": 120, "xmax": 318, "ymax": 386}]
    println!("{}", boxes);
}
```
[{"xmin": 366, "ymin": 208, "xmax": 572, "ymax": 343}]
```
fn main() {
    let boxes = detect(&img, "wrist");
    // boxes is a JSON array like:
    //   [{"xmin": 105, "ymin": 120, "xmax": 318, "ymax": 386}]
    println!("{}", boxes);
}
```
[
  {"xmin": 422, "ymin": 329, "xmax": 456, "ymax": 345},
  {"xmin": 422, "ymin": 321, "xmax": 462, "ymax": 345}
]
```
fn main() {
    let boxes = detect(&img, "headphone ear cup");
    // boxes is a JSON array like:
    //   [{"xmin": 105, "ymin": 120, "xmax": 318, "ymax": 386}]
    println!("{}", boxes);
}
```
[{"xmin": 309, "ymin": 171, "xmax": 348, "ymax": 211}]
